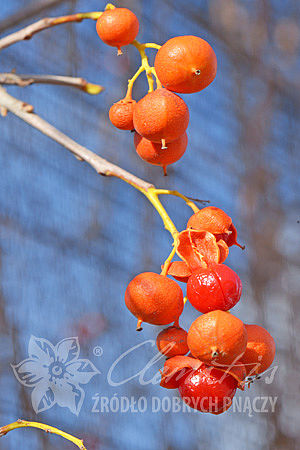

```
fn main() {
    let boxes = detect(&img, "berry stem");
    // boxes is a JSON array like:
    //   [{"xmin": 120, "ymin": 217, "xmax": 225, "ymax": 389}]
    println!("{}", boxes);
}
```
[
  {"xmin": 0, "ymin": 420, "xmax": 86, "ymax": 449},
  {"xmin": 131, "ymin": 40, "xmax": 155, "ymax": 93},
  {"xmin": 161, "ymin": 246, "xmax": 176, "ymax": 276},
  {"xmin": 144, "ymin": 43, "xmax": 161, "ymax": 50},
  {"xmin": 151, "ymin": 67, "xmax": 162, "ymax": 89},
  {"xmin": 144, "ymin": 188, "xmax": 178, "ymax": 237},
  {"xmin": 126, "ymin": 65, "xmax": 145, "ymax": 99},
  {"xmin": 153, "ymin": 189, "xmax": 200, "ymax": 213}
]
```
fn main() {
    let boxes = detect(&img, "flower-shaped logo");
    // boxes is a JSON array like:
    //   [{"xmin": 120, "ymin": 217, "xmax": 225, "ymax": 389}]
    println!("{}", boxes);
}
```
[{"xmin": 12, "ymin": 336, "xmax": 100, "ymax": 415}]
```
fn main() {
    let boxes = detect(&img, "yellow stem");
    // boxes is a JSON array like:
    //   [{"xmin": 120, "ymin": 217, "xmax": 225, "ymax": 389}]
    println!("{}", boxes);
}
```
[
  {"xmin": 112, "ymin": 178, "xmax": 177, "ymax": 237},
  {"xmin": 144, "ymin": 43, "xmax": 161, "ymax": 50},
  {"xmin": 105, "ymin": 3, "xmax": 116, "ymax": 10},
  {"xmin": 151, "ymin": 67, "xmax": 162, "ymax": 89},
  {"xmin": 183, "ymin": 296, "xmax": 188, "ymax": 305},
  {"xmin": 131, "ymin": 40, "xmax": 155, "ymax": 92},
  {"xmin": 0, "ymin": 420, "xmax": 86, "ymax": 449},
  {"xmin": 154, "ymin": 189, "xmax": 200, "ymax": 213},
  {"xmin": 126, "ymin": 65, "xmax": 145, "ymax": 99},
  {"xmin": 144, "ymin": 188, "xmax": 178, "ymax": 237},
  {"xmin": 161, "ymin": 245, "xmax": 176, "ymax": 275}
]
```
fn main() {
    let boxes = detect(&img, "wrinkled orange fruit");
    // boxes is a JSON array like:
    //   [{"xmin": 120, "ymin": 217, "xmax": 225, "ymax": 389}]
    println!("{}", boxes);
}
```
[
  {"xmin": 133, "ymin": 88, "xmax": 189, "ymax": 143},
  {"xmin": 239, "ymin": 324, "xmax": 276, "ymax": 376},
  {"xmin": 187, "ymin": 310, "xmax": 247, "ymax": 366},
  {"xmin": 125, "ymin": 272, "xmax": 183, "ymax": 330},
  {"xmin": 156, "ymin": 325, "xmax": 189, "ymax": 357},
  {"xmin": 187, "ymin": 206, "xmax": 243, "ymax": 248},
  {"xmin": 96, "ymin": 8, "xmax": 139, "ymax": 54},
  {"xmin": 154, "ymin": 36, "xmax": 217, "ymax": 93},
  {"xmin": 134, "ymin": 131, "xmax": 188, "ymax": 172},
  {"xmin": 109, "ymin": 98, "xmax": 136, "ymax": 130}
]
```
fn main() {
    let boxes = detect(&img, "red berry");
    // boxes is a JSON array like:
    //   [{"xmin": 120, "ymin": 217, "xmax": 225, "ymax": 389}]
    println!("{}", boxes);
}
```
[
  {"xmin": 178, "ymin": 365, "xmax": 237, "ymax": 413},
  {"xmin": 187, "ymin": 264, "xmax": 242, "ymax": 313}
]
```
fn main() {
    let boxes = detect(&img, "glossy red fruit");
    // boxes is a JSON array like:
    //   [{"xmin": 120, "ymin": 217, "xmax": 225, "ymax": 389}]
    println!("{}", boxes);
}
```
[
  {"xmin": 178, "ymin": 365, "xmax": 237, "ymax": 413},
  {"xmin": 187, "ymin": 264, "xmax": 242, "ymax": 313}
]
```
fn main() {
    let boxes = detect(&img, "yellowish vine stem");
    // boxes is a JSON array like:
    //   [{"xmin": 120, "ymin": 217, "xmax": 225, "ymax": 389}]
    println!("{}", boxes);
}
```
[
  {"xmin": 145, "ymin": 188, "xmax": 178, "ymax": 237},
  {"xmin": 144, "ymin": 43, "xmax": 161, "ymax": 50},
  {"xmin": 126, "ymin": 65, "xmax": 145, "ymax": 99},
  {"xmin": 0, "ymin": 420, "xmax": 86, "ymax": 449},
  {"xmin": 131, "ymin": 40, "xmax": 155, "ymax": 92},
  {"xmin": 161, "ymin": 245, "xmax": 177, "ymax": 276},
  {"xmin": 154, "ymin": 189, "xmax": 200, "ymax": 213}
]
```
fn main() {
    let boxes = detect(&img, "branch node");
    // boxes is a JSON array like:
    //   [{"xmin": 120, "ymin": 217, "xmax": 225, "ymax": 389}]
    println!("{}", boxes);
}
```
[
  {"xmin": 0, "ymin": 106, "xmax": 7, "ymax": 117},
  {"xmin": 21, "ymin": 102, "xmax": 34, "ymax": 113}
]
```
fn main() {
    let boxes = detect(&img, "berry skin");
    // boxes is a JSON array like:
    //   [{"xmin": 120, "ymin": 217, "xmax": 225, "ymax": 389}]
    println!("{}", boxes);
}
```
[
  {"xmin": 134, "ymin": 131, "xmax": 187, "ymax": 172},
  {"xmin": 109, "ymin": 99, "xmax": 136, "ymax": 130},
  {"xmin": 154, "ymin": 35, "xmax": 217, "ymax": 94},
  {"xmin": 186, "ymin": 264, "xmax": 242, "ymax": 313},
  {"xmin": 156, "ymin": 325, "xmax": 189, "ymax": 357},
  {"xmin": 239, "ymin": 324, "xmax": 276, "ymax": 376},
  {"xmin": 125, "ymin": 272, "xmax": 184, "ymax": 330},
  {"xmin": 133, "ymin": 88, "xmax": 189, "ymax": 144},
  {"xmin": 160, "ymin": 355, "xmax": 202, "ymax": 389},
  {"xmin": 178, "ymin": 365, "xmax": 237, "ymax": 413},
  {"xmin": 187, "ymin": 310, "xmax": 247, "ymax": 366},
  {"xmin": 96, "ymin": 8, "xmax": 139, "ymax": 54}
]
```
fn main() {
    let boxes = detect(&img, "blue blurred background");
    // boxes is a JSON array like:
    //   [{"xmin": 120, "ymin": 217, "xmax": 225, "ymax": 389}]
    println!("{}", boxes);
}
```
[{"xmin": 0, "ymin": 0, "xmax": 299, "ymax": 449}]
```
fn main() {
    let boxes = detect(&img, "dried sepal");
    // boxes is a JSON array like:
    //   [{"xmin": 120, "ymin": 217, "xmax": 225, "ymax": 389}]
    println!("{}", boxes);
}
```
[
  {"xmin": 175, "ymin": 230, "xmax": 207, "ymax": 272},
  {"xmin": 165, "ymin": 261, "xmax": 192, "ymax": 283},
  {"xmin": 187, "ymin": 206, "xmax": 243, "ymax": 248},
  {"xmin": 217, "ymin": 239, "xmax": 229, "ymax": 263},
  {"xmin": 175, "ymin": 229, "xmax": 229, "ymax": 272}
]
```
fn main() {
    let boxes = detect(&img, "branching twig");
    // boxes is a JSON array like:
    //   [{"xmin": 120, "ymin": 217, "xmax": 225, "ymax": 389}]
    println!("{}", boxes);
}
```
[
  {"xmin": 0, "ymin": 11, "xmax": 101, "ymax": 51},
  {"xmin": 0, "ymin": 86, "xmax": 153, "ymax": 191},
  {"xmin": 0, "ymin": 73, "xmax": 103, "ymax": 95}
]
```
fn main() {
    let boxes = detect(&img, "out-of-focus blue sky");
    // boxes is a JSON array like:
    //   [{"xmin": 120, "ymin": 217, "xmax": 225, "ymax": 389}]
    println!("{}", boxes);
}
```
[{"xmin": 0, "ymin": 1, "xmax": 299, "ymax": 449}]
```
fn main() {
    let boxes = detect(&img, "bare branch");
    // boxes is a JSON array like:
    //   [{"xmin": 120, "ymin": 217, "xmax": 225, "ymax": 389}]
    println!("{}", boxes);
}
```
[
  {"xmin": 0, "ymin": 12, "xmax": 100, "ymax": 51},
  {"xmin": 0, "ymin": 0, "xmax": 69, "ymax": 34},
  {"xmin": 0, "ymin": 73, "xmax": 104, "ymax": 95},
  {"xmin": 0, "ymin": 86, "xmax": 153, "ymax": 191}
]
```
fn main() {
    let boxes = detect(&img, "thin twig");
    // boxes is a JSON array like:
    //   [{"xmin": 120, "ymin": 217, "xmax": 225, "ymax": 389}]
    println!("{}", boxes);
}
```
[
  {"xmin": 0, "ymin": 11, "xmax": 101, "ymax": 51},
  {"xmin": 186, "ymin": 196, "xmax": 210, "ymax": 205},
  {"xmin": 0, "ymin": 419, "xmax": 86, "ymax": 450},
  {"xmin": 0, "ymin": 86, "xmax": 153, "ymax": 191},
  {"xmin": 0, "ymin": 0, "xmax": 69, "ymax": 34},
  {"xmin": 0, "ymin": 73, "xmax": 104, "ymax": 95}
]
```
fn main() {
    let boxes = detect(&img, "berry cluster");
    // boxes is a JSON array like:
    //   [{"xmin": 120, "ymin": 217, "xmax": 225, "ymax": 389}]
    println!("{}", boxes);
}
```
[
  {"xmin": 125, "ymin": 207, "xmax": 276, "ymax": 414},
  {"xmin": 96, "ymin": 6, "xmax": 217, "ymax": 175}
]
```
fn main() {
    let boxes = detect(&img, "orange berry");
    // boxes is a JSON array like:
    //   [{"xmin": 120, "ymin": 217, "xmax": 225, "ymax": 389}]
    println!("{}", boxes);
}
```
[
  {"xmin": 109, "ymin": 98, "xmax": 136, "ymax": 130},
  {"xmin": 239, "ymin": 324, "xmax": 276, "ymax": 376},
  {"xmin": 133, "ymin": 88, "xmax": 189, "ymax": 143},
  {"xmin": 154, "ymin": 35, "xmax": 217, "ymax": 93},
  {"xmin": 125, "ymin": 272, "xmax": 184, "ymax": 330},
  {"xmin": 156, "ymin": 325, "xmax": 189, "ymax": 357},
  {"xmin": 187, "ymin": 206, "xmax": 243, "ymax": 248},
  {"xmin": 96, "ymin": 8, "xmax": 139, "ymax": 54},
  {"xmin": 187, "ymin": 310, "xmax": 247, "ymax": 366},
  {"xmin": 134, "ymin": 131, "xmax": 187, "ymax": 171}
]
